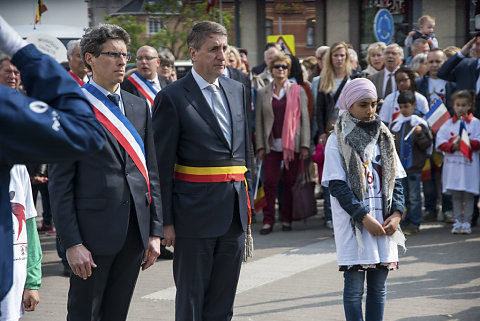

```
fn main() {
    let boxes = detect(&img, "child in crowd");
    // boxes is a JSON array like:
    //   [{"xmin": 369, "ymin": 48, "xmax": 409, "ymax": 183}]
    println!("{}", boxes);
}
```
[
  {"xmin": 405, "ymin": 15, "xmax": 438, "ymax": 49},
  {"xmin": 391, "ymin": 91, "xmax": 433, "ymax": 235},
  {"xmin": 0, "ymin": 165, "xmax": 42, "ymax": 320},
  {"xmin": 436, "ymin": 90, "xmax": 480, "ymax": 234},
  {"xmin": 322, "ymin": 78, "xmax": 406, "ymax": 321},
  {"xmin": 379, "ymin": 67, "xmax": 429, "ymax": 127},
  {"xmin": 312, "ymin": 119, "xmax": 336, "ymax": 229}
]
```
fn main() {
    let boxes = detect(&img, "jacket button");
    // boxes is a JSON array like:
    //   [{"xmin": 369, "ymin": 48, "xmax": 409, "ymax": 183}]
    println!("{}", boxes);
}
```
[
  {"xmin": 125, "ymin": 171, "xmax": 129, "ymax": 176},
  {"xmin": 122, "ymin": 200, "xmax": 129, "ymax": 206}
]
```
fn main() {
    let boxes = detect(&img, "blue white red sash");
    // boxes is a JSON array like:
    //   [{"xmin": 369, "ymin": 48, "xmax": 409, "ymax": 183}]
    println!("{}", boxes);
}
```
[
  {"xmin": 81, "ymin": 83, "xmax": 150, "ymax": 199},
  {"xmin": 69, "ymin": 71, "xmax": 85, "ymax": 86},
  {"xmin": 127, "ymin": 72, "xmax": 158, "ymax": 110}
]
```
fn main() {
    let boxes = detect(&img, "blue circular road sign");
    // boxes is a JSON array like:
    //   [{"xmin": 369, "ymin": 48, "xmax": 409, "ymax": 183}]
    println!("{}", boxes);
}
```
[{"xmin": 374, "ymin": 9, "xmax": 394, "ymax": 44}]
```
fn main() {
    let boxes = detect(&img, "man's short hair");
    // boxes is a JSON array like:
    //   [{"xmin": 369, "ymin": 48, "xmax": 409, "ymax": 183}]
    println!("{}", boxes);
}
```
[
  {"xmin": 0, "ymin": 54, "xmax": 10, "ymax": 68},
  {"xmin": 80, "ymin": 24, "xmax": 130, "ymax": 71},
  {"xmin": 263, "ymin": 46, "xmax": 280, "ymax": 61},
  {"xmin": 66, "ymin": 40, "xmax": 81, "ymax": 59},
  {"xmin": 158, "ymin": 49, "xmax": 175, "ymax": 65},
  {"xmin": 348, "ymin": 48, "xmax": 358, "ymax": 63},
  {"xmin": 385, "ymin": 43, "xmax": 404, "ymax": 59},
  {"xmin": 412, "ymin": 38, "xmax": 428, "ymax": 52},
  {"xmin": 315, "ymin": 46, "xmax": 329, "ymax": 58},
  {"xmin": 187, "ymin": 21, "xmax": 227, "ymax": 51}
]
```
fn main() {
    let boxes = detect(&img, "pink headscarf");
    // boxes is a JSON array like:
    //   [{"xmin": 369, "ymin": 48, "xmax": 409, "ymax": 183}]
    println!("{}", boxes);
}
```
[{"xmin": 337, "ymin": 78, "xmax": 377, "ymax": 111}]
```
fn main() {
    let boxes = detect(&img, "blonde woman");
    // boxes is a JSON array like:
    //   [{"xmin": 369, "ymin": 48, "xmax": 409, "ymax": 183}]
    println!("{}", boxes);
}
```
[
  {"xmin": 227, "ymin": 46, "xmax": 242, "ymax": 70},
  {"xmin": 256, "ymin": 53, "xmax": 310, "ymax": 234},
  {"xmin": 316, "ymin": 42, "xmax": 353, "ymax": 145},
  {"xmin": 362, "ymin": 42, "xmax": 386, "ymax": 78}
]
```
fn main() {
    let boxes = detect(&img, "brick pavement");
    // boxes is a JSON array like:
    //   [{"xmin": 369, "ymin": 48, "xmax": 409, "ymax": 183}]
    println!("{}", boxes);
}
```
[{"xmin": 23, "ymin": 212, "xmax": 480, "ymax": 321}]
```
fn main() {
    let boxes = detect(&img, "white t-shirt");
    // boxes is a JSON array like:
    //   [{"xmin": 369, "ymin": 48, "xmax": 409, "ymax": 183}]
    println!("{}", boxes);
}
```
[
  {"xmin": 0, "ymin": 165, "xmax": 37, "ymax": 321},
  {"xmin": 427, "ymin": 78, "xmax": 447, "ymax": 106},
  {"xmin": 379, "ymin": 90, "xmax": 429, "ymax": 126},
  {"xmin": 322, "ymin": 134, "xmax": 406, "ymax": 266},
  {"xmin": 436, "ymin": 117, "xmax": 480, "ymax": 195}
]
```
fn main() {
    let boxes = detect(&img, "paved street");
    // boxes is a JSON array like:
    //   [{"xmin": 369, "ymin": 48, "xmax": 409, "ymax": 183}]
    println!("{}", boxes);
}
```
[{"xmin": 24, "ymin": 209, "xmax": 480, "ymax": 321}]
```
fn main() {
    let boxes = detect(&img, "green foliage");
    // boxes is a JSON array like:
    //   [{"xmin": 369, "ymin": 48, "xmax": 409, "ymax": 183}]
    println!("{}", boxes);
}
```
[
  {"xmin": 144, "ymin": 1, "xmax": 233, "ymax": 59},
  {"xmin": 105, "ymin": 14, "xmax": 146, "ymax": 59}
]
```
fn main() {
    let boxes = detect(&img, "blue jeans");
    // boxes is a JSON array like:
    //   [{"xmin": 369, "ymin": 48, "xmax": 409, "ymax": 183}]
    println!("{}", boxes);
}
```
[
  {"xmin": 343, "ymin": 269, "xmax": 389, "ymax": 321},
  {"xmin": 402, "ymin": 173, "xmax": 422, "ymax": 227}
]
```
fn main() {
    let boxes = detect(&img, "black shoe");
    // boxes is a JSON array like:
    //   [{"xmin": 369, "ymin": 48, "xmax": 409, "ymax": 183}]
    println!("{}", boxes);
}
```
[
  {"xmin": 282, "ymin": 225, "xmax": 292, "ymax": 232},
  {"xmin": 63, "ymin": 264, "xmax": 72, "ymax": 277},
  {"xmin": 157, "ymin": 245, "xmax": 174, "ymax": 260},
  {"xmin": 259, "ymin": 226, "xmax": 273, "ymax": 235}
]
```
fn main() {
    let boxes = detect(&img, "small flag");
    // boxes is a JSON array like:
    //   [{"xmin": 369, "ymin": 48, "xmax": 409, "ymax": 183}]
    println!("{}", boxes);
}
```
[
  {"xmin": 35, "ymin": 0, "xmax": 47, "ymax": 24},
  {"xmin": 459, "ymin": 120, "xmax": 472, "ymax": 162},
  {"xmin": 399, "ymin": 123, "xmax": 413, "ymax": 170},
  {"xmin": 206, "ymin": 0, "xmax": 215, "ymax": 13},
  {"xmin": 425, "ymin": 100, "xmax": 450, "ymax": 134},
  {"xmin": 254, "ymin": 183, "xmax": 267, "ymax": 212}
]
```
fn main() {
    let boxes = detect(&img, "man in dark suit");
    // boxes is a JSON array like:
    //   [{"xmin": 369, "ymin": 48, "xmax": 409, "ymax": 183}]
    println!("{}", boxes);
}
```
[
  {"xmin": 122, "ymin": 45, "xmax": 169, "ymax": 112},
  {"xmin": 438, "ymin": 35, "xmax": 480, "ymax": 117},
  {"xmin": 49, "ymin": 24, "xmax": 163, "ymax": 321},
  {"xmin": 152, "ymin": 21, "xmax": 254, "ymax": 321},
  {"xmin": 368, "ymin": 43, "xmax": 404, "ymax": 100}
]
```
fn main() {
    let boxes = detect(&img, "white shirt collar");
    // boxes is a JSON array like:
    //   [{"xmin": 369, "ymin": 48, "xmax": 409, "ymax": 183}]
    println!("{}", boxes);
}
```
[
  {"xmin": 191, "ymin": 66, "xmax": 220, "ymax": 90},
  {"xmin": 89, "ymin": 78, "xmax": 122, "ymax": 97}
]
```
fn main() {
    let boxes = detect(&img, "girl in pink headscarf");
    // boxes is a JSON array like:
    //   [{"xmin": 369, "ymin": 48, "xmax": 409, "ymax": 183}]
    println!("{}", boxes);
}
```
[{"xmin": 321, "ymin": 78, "xmax": 407, "ymax": 321}]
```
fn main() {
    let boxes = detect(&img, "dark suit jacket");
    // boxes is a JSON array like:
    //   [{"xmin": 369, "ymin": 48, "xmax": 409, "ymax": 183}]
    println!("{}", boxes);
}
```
[
  {"xmin": 49, "ymin": 89, "xmax": 163, "ymax": 255},
  {"xmin": 438, "ymin": 53, "xmax": 478, "ymax": 91},
  {"xmin": 227, "ymin": 66, "xmax": 252, "ymax": 125},
  {"xmin": 416, "ymin": 74, "xmax": 456, "ymax": 112},
  {"xmin": 121, "ymin": 74, "xmax": 170, "ymax": 98},
  {"xmin": 368, "ymin": 69, "xmax": 386, "ymax": 99},
  {"xmin": 151, "ymin": 71, "xmax": 254, "ymax": 238}
]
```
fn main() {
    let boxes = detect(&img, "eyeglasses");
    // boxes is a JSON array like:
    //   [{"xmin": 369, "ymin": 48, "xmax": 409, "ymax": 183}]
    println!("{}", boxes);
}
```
[
  {"xmin": 273, "ymin": 64, "xmax": 288, "ymax": 70},
  {"xmin": 136, "ymin": 56, "xmax": 158, "ymax": 61},
  {"xmin": 160, "ymin": 62, "xmax": 173, "ymax": 68},
  {"xmin": 100, "ymin": 51, "xmax": 132, "ymax": 61}
]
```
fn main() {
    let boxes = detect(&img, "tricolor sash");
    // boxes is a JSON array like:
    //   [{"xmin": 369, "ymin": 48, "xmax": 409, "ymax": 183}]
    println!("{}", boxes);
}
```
[
  {"xmin": 127, "ymin": 72, "xmax": 158, "ymax": 110},
  {"xmin": 174, "ymin": 163, "xmax": 252, "ymax": 225},
  {"xmin": 69, "ymin": 71, "xmax": 85, "ymax": 86},
  {"xmin": 81, "ymin": 83, "xmax": 150, "ymax": 200}
]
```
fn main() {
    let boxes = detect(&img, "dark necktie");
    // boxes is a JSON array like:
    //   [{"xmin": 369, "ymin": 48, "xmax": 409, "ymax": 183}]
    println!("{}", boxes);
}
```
[
  {"xmin": 107, "ymin": 94, "xmax": 126, "ymax": 158},
  {"xmin": 385, "ymin": 73, "xmax": 393, "ymax": 98},
  {"xmin": 108, "ymin": 94, "xmax": 121, "ymax": 108}
]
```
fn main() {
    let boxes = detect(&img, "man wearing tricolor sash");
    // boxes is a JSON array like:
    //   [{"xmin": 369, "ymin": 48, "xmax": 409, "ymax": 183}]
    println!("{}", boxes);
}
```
[
  {"xmin": 152, "ymin": 21, "xmax": 254, "ymax": 321},
  {"xmin": 66, "ymin": 40, "xmax": 88, "ymax": 86},
  {"xmin": 49, "ymin": 24, "xmax": 163, "ymax": 321},
  {"xmin": 122, "ymin": 45, "xmax": 169, "ymax": 113}
]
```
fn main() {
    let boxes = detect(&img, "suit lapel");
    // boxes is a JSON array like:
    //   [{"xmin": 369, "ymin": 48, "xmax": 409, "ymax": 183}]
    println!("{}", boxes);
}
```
[{"xmin": 184, "ymin": 72, "xmax": 230, "ymax": 149}]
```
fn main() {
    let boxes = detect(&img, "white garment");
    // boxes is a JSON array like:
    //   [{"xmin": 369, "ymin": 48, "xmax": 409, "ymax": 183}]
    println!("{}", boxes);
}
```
[
  {"xmin": 379, "ymin": 90, "xmax": 429, "ymax": 126},
  {"xmin": 436, "ymin": 117, "xmax": 480, "ymax": 195},
  {"xmin": 321, "ymin": 134, "xmax": 406, "ymax": 266},
  {"xmin": 0, "ymin": 165, "xmax": 37, "ymax": 321},
  {"xmin": 427, "ymin": 78, "xmax": 447, "ymax": 106}
]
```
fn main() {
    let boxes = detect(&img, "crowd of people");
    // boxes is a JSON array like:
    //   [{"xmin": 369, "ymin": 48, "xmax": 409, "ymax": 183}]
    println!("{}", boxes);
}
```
[{"xmin": 1, "ymin": 12, "xmax": 480, "ymax": 321}]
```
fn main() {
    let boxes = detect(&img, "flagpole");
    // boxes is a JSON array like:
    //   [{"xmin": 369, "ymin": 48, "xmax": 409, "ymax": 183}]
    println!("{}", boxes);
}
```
[{"xmin": 219, "ymin": 0, "xmax": 223, "ymax": 25}]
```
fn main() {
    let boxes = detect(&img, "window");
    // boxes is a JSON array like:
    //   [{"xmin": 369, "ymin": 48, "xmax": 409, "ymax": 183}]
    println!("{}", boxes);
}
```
[
  {"xmin": 306, "ymin": 18, "xmax": 315, "ymax": 48},
  {"xmin": 265, "ymin": 19, "xmax": 273, "ymax": 37},
  {"xmin": 148, "ymin": 18, "xmax": 164, "ymax": 34}
]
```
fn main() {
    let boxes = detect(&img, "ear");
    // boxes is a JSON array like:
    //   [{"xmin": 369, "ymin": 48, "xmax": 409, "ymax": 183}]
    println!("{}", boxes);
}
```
[
  {"xmin": 85, "ymin": 52, "xmax": 94, "ymax": 68},
  {"xmin": 189, "ymin": 47, "xmax": 196, "ymax": 62}
]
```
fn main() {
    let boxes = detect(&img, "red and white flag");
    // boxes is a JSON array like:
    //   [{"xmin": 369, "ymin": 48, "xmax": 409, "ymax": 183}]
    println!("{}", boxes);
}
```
[
  {"xmin": 425, "ymin": 99, "xmax": 450, "ymax": 134},
  {"xmin": 459, "ymin": 119, "xmax": 472, "ymax": 162},
  {"xmin": 206, "ymin": 0, "xmax": 215, "ymax": 13}
]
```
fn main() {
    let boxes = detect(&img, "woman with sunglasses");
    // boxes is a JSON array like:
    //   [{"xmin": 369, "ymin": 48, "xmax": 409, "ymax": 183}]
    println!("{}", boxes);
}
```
[{"xmin": 255, "ymin": 53, "xmax": 310, "ymax": 234}]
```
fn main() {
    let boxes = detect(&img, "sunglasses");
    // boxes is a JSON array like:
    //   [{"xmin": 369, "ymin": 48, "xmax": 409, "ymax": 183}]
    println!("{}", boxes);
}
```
[{"xmin": 273, "ymin": 64, "xmax": 288, "ymax": 70}]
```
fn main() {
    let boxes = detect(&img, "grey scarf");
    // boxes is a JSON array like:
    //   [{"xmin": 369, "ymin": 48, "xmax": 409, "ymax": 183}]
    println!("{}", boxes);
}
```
[{"xmin": 335, "ymin": 112, "xmax": 405, "ymax": 253}]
